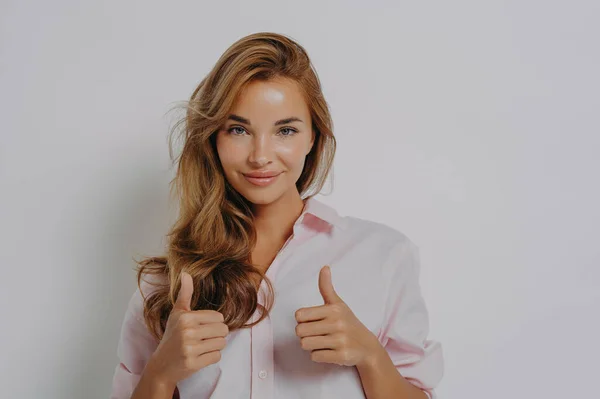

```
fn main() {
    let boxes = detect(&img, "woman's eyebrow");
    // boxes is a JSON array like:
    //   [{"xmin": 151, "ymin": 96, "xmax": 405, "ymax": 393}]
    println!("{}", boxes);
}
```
[{"xmin": 227, "ymin": 114, "xmax": 304, "ymax": 125}]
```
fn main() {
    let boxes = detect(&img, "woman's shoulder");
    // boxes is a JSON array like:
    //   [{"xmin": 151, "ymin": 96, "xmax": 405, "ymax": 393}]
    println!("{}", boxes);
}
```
[
  {"xmin": 339, "ymin": 213, "xmax": 416, "ymax": 250},
  {"xmin": 139, "ymin": 271, "xmax": 169, "ymax": 294},
  {"xmin": 126, "ymin": 272, "xmax": 169, "ymax": 321},
  {"xmin": 309, "ymin": 197, "xmax": 418, "ymax": 259}
]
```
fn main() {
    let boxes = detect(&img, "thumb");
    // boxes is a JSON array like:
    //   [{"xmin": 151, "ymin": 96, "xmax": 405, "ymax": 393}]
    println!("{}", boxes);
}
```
[
  {"xmin": 318, "ymin": 265, "xmax": 342, "ymax": 304},
  {"xmin": 174, "ymin": 271, "xmax": 193, "ymax": 312}
]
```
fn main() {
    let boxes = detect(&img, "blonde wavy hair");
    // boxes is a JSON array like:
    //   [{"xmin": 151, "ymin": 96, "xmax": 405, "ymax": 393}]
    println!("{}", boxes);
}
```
[{"xmin": 134, "ymin": 32, "xmax": 336, "ymax": 341}]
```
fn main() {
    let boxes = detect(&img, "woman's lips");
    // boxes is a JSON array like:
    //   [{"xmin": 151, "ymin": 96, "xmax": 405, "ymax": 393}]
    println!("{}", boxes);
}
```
[{"xmin": 243, "ymin": 172, "xmax": 281, "ymax": 186}]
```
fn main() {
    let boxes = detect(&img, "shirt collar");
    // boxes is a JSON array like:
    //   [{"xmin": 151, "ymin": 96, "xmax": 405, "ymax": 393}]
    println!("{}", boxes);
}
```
[{"xmin": 298, "ymin": 196, "xmax": 345, "ymax": 230}]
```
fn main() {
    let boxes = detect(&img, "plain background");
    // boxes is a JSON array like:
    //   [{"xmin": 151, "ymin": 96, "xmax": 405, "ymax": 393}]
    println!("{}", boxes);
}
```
[{"xmin": 1, "ymin": 1, "xmax": 598, "ymax": 398}]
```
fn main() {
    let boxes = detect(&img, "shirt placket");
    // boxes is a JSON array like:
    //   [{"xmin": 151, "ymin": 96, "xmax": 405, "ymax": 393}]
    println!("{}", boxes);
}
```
[
  {"xmin": 249, "ymin": 284, "xmax": 274, "ymax": 399},
  {"xmin": 249, "ymin": 221, "xmax": 306, "ymax": 399}
]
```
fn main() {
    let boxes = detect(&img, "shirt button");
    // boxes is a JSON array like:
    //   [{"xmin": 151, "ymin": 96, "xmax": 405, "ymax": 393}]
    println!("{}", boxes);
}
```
[{"xmin": 258, "ymin": 370, "xmax": 268, "ymax": 379}]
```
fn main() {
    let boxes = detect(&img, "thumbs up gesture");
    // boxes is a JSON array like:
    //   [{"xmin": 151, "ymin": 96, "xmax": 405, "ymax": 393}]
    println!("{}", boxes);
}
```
[
  {"xmin": 145, "ymin": 272, "xmax": 229, "ymax": 388},
  {"xmin": 294, "ymin": 266, "xmax": 383, "ymax": 368}
]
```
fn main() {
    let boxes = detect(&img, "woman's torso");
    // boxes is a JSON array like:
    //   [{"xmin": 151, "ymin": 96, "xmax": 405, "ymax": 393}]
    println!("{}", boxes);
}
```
[{"xmin": 175, "ymin": 198, "xmax": 404, "ymax": 399}]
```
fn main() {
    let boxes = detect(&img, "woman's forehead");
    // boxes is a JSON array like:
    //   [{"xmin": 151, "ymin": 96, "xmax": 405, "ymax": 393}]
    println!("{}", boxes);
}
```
[{"xmin": 229, "ymin": 79, "xmax": 310, "ymax": 124}]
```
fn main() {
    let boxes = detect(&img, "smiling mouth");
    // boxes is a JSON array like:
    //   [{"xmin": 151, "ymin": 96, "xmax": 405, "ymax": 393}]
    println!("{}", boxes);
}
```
[{"xmin": 242, "ymin": 172, "xmax": 282, "ymax": 186}]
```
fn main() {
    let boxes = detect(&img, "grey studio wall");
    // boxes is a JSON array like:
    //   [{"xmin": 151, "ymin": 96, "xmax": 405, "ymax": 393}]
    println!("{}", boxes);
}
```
[{"xmin": 1, "ymin": 1, "xmax": 598, "ymax": 398}]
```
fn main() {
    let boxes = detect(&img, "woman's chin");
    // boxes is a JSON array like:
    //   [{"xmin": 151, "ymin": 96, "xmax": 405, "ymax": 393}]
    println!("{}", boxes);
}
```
[{"xmin": 238, "ymin": 190, "xmax": 280, "ymax": 206}]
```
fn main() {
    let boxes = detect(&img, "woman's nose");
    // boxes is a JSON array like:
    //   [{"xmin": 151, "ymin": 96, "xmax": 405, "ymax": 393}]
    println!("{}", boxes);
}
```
[{"xmin": 248, "ymin": 135, "xmax": 273, "ymax": 166}]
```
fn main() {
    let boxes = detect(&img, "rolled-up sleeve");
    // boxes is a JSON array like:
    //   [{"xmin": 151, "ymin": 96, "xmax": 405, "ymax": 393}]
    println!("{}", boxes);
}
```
[
  {"xmin": 377, "ymin": 239, "xmax": 444, "ymax": 399},
  {"xmin": 110, "ymin": 280, "xmax": 160, "ymax": 399}
]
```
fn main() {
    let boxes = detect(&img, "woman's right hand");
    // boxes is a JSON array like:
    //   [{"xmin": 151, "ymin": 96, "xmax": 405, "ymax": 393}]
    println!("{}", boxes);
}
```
[{"xmin": 145, "ymin": 271, "xmax": 229, "ymax": 387}]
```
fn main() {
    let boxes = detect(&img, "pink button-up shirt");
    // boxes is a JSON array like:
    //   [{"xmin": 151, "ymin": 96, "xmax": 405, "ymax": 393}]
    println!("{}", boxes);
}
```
[{"xmin": 111, "ymin": 197, "xmax": 444, "ymax": 398}]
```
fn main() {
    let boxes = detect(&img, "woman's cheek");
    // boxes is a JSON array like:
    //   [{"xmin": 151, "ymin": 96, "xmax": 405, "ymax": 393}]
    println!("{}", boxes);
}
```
[
  {"xmin": 281, "ymin": 146, "xmax": 310, "ymax": 180},
  {"xmin": 277, "ymin": 140, "xmax": 308, "ymax": 160},
  {"xmin": 220, "ymin": 140, "xmax": 250, "ymax": 166}
]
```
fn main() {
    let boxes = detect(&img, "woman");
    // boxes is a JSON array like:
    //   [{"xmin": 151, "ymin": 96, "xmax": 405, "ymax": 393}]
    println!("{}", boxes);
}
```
[{"xmin": 111, "ymin": 32, "xmax": 444, "ymax": 399}]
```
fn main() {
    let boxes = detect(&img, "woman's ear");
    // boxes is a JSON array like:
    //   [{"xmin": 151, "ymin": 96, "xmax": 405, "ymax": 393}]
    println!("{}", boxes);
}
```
[{"xmin": 308, "ymin": 129, "xmax": 316, "ymax": 155}]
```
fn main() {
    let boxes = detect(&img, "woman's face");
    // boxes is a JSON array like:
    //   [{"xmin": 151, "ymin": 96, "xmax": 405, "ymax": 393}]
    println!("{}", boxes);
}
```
[{"xmin": 216, "ymin": 77, "xmax": 315, "ymax": 206}]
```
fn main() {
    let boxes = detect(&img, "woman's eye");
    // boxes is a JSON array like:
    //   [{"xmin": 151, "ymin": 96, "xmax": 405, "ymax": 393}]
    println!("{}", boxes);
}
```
[
  {"xmin": 229, "ymin": 126, "xmax": 246, "ymax": 135},
  {"xmin": 280, "ymin": 127, "xmax": 297, "ymax": 137}
]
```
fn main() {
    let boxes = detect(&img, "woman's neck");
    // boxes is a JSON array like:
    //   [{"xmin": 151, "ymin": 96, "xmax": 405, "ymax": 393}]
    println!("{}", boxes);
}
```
[{"xmin": 252, "ymin": 193, "xmax": 306, "ymax": 244}]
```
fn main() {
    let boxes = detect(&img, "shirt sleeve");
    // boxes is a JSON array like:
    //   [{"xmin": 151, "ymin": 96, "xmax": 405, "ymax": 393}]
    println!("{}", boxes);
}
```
[
  {"xmin": 110, "ymin": 279, "xmax": 161, "ymax": 399},
  {"xmin": 376, "ymin": 238, "xmax": 444, "ymax": 399}
]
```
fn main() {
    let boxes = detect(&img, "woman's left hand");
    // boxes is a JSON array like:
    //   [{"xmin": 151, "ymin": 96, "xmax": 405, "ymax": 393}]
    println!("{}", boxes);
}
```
[{"xmin": 295, "ymin": 265, "xmax": 384, "ymax": 368}]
